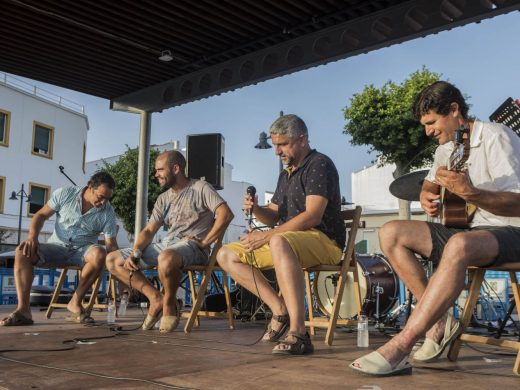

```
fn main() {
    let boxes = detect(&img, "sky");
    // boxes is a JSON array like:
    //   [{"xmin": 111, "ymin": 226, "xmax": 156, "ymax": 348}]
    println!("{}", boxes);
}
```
[{"xmin": 9, "ymin": 11, "xmax": 520, "ymax": 202}]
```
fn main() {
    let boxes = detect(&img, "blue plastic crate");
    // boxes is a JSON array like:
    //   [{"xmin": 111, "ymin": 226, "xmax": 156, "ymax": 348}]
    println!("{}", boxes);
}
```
[{"xmin": 0, "ymin": 268, "xmax": 16, "ymax": 305}]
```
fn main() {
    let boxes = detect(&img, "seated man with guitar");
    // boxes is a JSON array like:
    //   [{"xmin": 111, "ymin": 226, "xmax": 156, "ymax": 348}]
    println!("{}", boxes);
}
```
[{"xmin": 350, "ymin": 81, "xmax": 520, "ymax": 376}]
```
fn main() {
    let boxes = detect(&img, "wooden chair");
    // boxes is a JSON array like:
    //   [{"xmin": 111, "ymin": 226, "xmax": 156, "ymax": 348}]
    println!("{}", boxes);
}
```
[
  {"xmin": 448, "ymin": 263, "xmax": 520, "ymax": 375},
  {"xmin": 181, "ymin": 229, "xmax": 235, "ymax": 333},
  {"xmin": 45, "ymin": 266, "xmax": 108, "ymax": 319},
  {"xmin": 304, "ymin": 206, "xmax": 363, "ymax": 346}
]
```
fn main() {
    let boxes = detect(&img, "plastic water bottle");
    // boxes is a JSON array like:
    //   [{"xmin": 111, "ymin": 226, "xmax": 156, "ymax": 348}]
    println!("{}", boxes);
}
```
[
  {"xmin": 357, "ymin": 315, "xmax": 369, "ymax": 348},
  {"xmin": 107, "ymin": 299, "xmax": 116, "ymax": 324},
  {"xmin": 118, "ymin": 293, "xmax": 128, "ymax": 317}
]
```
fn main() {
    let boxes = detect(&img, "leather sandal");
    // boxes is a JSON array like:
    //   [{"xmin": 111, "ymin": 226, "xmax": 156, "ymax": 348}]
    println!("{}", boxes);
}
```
[
  {"xmin": 350, "ymin": 351, "xmax": 412, "ymax": 376},
  {"xmin": 272, "ymin": 331, "xmax": 314, "ymax": 355},
  {"xmin": 414, "ymin": 311, "xmax": 462, "ymax": 362},
  {"xmin": 65, "ymin": 308, "xmax": 94, "ymax": 324},
  {"xmin": 264, "ymin": 313, "xmax": 290, "ymax": 342},
  {"xmin": 0, "ymin": 311, "xmax": 34, "ymax": 326}
]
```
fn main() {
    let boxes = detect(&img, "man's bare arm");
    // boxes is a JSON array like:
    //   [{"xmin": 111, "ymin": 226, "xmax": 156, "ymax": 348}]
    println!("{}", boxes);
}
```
[{"xmin": 19, "ymin": 204, "xmax": 55, "ymax": 258}]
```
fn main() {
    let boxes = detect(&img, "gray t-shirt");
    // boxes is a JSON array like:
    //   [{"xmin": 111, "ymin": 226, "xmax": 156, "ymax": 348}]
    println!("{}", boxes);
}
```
[{"xmin": 151, "ymin": 179, "xmax": 225, "ymax": 245}]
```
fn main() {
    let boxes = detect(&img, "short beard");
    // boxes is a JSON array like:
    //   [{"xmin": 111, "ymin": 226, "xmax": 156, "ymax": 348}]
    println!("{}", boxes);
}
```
[{"xmin": 162, "ymin": 173, "xmax": 176, "ymax": 188}]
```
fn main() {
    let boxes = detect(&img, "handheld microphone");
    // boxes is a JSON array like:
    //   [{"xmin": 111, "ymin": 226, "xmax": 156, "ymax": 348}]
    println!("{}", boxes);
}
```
[{"xmin": 246, "ymin": 186, "xmax": 256, "ymax": 225}]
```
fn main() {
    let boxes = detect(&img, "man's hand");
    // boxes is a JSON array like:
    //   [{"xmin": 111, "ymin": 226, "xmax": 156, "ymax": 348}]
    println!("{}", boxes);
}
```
[
  {"xmin": 19, "ymin": 238, "xmax": 39, "ymax": 258},
  {"xmin": 242, "ymin": 192, "xmax": 257, "ymax": 217},
  {"xmin": 420, "ymin": 190, "xmax": 440, "ymax": 217},
  {"xmin": 123, "ymin": 255, "xmax": 141, "ymax": 272},
  {"xmin": 240, "ymin": 230, "xmax": 269, "ymax": 252},
  {"xmin": 184, "ymin": 236, "xmax": 206, "ymax": 249},
  {"xmin": 435, "ymin": 166, "xmax": 479, "ymax": 200}
]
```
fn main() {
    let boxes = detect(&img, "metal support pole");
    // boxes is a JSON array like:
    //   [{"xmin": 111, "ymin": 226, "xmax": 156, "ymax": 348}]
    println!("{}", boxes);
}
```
[
  {"xmin": 134, "ymin": 111, "xmax": 152, "ymax": 239},
  {"xmin": 16, "ymin": 184, "xmax": 24, "ymax": 245}
]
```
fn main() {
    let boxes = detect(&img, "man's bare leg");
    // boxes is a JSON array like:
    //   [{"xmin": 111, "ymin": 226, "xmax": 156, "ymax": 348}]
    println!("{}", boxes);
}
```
[
  {"xmin": 269, "ymin": 235, "xmax": 307, "ymax": 351},
  {"xmin": 217, "ymin": 247, "xmax": 286, "ymax": 340},
  {"xmin": 373, "ymin": 231, "xmax": 498, "ymax": 368},
  {"xmin": 0, "ymin": 247, "xmax": 38, "ymax": 323},
  {"xmin": 157, "ymin": 249, "xmax": 183, "ymax": 317},
  {"xmin": 106, "ymin": 251, "xmax": 163, "ymax": 317},
  {"xmin": 66, "ymin": 246, "xmax": 106, "ymax": 315},
  {"xmin": 379, "ymin": 220, "xmax": 450, "ymax": 341}
]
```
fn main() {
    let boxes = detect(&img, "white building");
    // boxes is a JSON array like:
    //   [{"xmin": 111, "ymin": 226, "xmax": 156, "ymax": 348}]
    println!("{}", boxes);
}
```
[
  {"xmin": 351, "ymin": 162, "xmax": 427, "ymax": 254},
  {"xmin": 0, "ymin": 73, "xmax": 89, "ymax": 247},
  {"xmin": 86, "ymin": 141, "xmax": 252, "ymax": 247}
]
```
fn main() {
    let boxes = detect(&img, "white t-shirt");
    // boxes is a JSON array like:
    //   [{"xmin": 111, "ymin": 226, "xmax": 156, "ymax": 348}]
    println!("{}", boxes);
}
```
[{"xmin": 426, "ymin": 120, "xmax": 520, "ymax": 228}]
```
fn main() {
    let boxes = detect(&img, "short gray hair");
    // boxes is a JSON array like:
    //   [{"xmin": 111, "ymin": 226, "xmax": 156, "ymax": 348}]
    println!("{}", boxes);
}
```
[{"xmin": 269, "ymin": 114, "xmax": 308, "ymax": 141}]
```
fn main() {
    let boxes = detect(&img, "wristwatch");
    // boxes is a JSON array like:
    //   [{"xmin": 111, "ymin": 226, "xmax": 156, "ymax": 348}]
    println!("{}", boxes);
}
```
[{"xmin": 132, "ymin": 248, "xmax": 142, "ymax": 260}]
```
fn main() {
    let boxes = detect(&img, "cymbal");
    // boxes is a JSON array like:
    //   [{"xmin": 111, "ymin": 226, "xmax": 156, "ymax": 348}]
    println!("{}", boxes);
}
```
[{"xmin": 389, "ymin": 169, "xmax": 429, "ymax": 201}]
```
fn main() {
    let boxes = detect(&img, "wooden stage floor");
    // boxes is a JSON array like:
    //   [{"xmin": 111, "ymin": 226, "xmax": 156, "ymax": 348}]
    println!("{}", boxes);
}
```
[{"xmin": 0, "ymin": 305, "xmax": 518, "ymax": 389}]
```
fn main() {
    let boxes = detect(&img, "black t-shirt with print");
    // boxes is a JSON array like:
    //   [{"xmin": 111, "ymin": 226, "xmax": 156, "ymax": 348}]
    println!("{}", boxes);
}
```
[{"xmin": 271, "ymin": 149, "xmax": 345, "ymax": 248}]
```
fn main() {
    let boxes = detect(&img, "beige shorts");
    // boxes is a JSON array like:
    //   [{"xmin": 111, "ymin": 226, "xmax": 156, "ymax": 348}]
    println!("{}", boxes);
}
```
[{"xmin": 224, "ymin": 229, "xmax": 342, "ymax": 270}]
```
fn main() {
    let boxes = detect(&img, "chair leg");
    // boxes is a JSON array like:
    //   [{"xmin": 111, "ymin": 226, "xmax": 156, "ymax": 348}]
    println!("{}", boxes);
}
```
[
  {"xmin": 187, "ymin": 271, "xmax": 200, "ymax": 328},
  {"xmin": 46, "ymin": 268, "xmax": 68, "ymax": 319},
  {"xmin": 448, "ymin": 269, "xmax": 485, "ymax": 361},
  {"xmin": 304, "ymin": 271, "xmax": 315, "ymax": 336},
  {"xmin": 325, "ymin": 262, "xmax": 352, "ymax": 346},
  {"xmin": 185, "ymin": 269, "xmax": 212, "ymax": 333},
  {"xmin": 222, "ymin": 271, "xmax": 235, "ymax": 330},
  {"xmin": 509, "ymin": 271, "xmax": 520, "ymax": 375},
  {"xmin": 85, "ymin": 272, "xmax": 103, "ymax": 313}
]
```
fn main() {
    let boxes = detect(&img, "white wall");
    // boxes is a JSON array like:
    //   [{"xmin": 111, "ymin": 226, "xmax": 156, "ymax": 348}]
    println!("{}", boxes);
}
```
[
  {"xmin": 352, "ymin": 162, "xmax": 422, "ymax": 212},
  {"xmin": 0, "ymin": 83, "xmax": 89, "ymax": 244}
]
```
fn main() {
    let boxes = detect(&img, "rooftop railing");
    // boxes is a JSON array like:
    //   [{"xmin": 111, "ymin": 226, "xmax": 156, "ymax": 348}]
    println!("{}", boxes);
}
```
[{"xmin": 0, "ymin": 71, "xmax": 85, "ymax": 115}]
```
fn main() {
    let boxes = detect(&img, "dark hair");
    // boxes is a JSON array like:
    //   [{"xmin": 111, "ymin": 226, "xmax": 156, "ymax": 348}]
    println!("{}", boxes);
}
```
[
  {"xmin": 88, "ymin": 171, "xmax": 115, "ymax": 190},
  {"xmin": 162, "ymin": 150, "xmax": 186, "ymax": 175},
  {"xmin": 412, "ymin": 81, "xmax": 469, "ymax": 121}
]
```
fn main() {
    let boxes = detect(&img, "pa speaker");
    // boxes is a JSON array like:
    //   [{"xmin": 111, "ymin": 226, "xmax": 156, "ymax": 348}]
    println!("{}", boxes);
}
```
[{"xmin": 186, "ymin": 133, "xmax": 225, "ymax": 190}]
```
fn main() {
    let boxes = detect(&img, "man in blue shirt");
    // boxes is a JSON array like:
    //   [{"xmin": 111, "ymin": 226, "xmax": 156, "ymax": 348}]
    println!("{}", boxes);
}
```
[{"xmin": 1, "ymin": 171, "xmax": 119, "ymax": 326}]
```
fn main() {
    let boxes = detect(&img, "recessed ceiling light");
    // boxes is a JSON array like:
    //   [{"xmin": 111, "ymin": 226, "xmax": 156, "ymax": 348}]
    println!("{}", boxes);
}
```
[{"xmin": 159, "ymin": 50, "xmax": 173, "ymax": 62}]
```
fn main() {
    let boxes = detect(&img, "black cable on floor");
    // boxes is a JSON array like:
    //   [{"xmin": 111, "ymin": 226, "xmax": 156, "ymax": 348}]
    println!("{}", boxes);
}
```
[{"xmin": 0, "ymin": 355, "xmax": 197, "ymax": 389}]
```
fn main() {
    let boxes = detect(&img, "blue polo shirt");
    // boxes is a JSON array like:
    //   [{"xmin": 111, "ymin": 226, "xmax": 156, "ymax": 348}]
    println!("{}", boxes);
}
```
[{"xmin": 46, "ymin": 186, "xmax": 118, "ymax": 248}]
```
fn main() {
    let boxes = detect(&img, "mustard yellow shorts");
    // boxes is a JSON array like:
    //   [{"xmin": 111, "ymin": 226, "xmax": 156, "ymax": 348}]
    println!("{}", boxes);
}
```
[{"xmin": 223, "ymin": 229, "xmax": 343, "ymax": 270}]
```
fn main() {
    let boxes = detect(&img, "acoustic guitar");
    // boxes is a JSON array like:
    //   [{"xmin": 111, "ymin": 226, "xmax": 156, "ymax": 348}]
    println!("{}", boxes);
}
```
[{"xmin": 440, "ymin": 126, "xmax": 477, "ymax": 228}]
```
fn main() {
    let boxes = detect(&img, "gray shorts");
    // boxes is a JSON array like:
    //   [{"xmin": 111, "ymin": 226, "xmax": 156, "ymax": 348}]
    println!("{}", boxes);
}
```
[
  {"xmin": 36, "ymin": 243, "xmax": 101, "ymax": 268},
  {"xmin": 118, "ymin": 238, "xmax": 209, "ymax": 269},
  {"xmin": 426, "ymin": 223, "xmax": 520, "ymax": 266}
]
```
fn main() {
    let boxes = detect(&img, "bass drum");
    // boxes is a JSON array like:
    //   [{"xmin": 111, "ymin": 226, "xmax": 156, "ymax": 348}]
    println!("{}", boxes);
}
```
[{"xmin": 313, "ymin": 253, "xmax": 399, "ymax": 319}]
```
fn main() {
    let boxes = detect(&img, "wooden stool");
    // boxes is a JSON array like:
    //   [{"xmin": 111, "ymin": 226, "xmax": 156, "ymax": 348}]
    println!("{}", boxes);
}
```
[
  {"xmin": 45, "ymin": 266, "xmax": 107, "ymax": 319},
  {"xmin": 448, "ymin": 263, "xmax": 520, "ymax": 375}
]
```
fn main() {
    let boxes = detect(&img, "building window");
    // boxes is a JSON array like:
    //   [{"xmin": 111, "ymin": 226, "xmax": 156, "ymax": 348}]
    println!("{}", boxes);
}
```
[
  {"xmin": 82, "ymin": 143, "xmax": 86, "ymax": 174},
  {"xmin": 0, "ymin": 109, "xmax": 10, "ymax": 147},
  {"xmin": 28, "ymin": 183, "xmax": 50, "ymax": 215},
  {"xmin": 32, "ymin": 121, "xmax": 54, "ymax": 159},
  {"xmin": 0, "ymin": 176, "xmax": 5, "ymax": 214}
]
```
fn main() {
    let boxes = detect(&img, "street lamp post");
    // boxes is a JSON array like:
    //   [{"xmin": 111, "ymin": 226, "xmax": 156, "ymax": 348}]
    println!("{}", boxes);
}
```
[
  {"xmin": 9, "ymin": 184, "xmax": 31, "ymax": 245},
  {"xmin": 255, "ymin": 111, "xmax": 284, "ymax": 173}
]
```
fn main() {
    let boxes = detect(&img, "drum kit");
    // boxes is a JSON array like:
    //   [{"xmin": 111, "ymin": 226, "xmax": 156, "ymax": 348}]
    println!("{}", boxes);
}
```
[{"xmin": 312, "ymin": 170, "xmax": 431, "ymax": 328}]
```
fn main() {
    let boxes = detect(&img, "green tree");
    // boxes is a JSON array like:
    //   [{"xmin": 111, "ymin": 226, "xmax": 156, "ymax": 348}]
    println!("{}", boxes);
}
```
[
  {"xmin": 102, "ymin": 147, "xmax": 163, "ymax": 234},
  {"xmin": 343, "ymin": 67, "xmax": 441, "ymax": 177}
]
